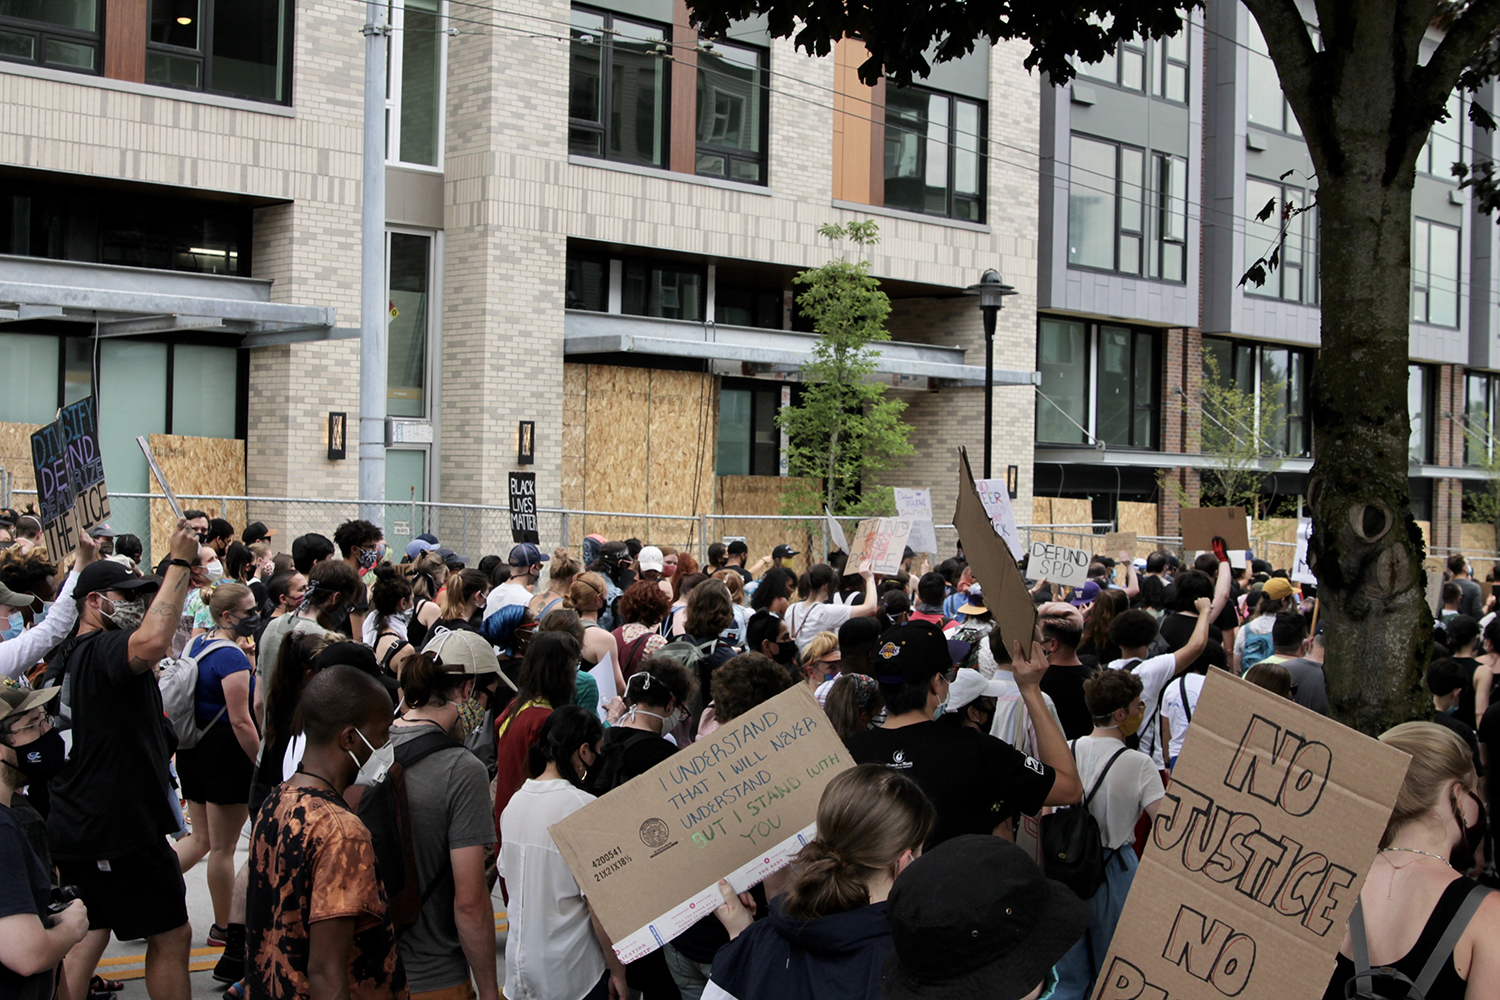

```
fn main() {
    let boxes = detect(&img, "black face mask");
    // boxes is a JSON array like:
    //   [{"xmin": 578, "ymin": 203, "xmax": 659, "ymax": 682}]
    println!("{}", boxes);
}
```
[
  {"xmin": 11, "ymin": 729, "xmax": 66, "ymax": 782},
  {"xmin": 1451, "ymin": 788, "xmax": 1487, "ymax": 872},
  {"xmin": 770, "ymin": 641, "xmax": 797, "ymax": 666}
]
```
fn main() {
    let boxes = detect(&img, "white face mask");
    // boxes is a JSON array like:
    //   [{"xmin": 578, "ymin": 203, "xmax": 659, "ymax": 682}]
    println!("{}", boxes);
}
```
[
  {"xmin": 632, "ymin": 705, "xmax": 684, "ymax": 733},
  {"xmin": 205, "ymin": 560, "xmax": 225, "ymax": 583},
  {"xmin": 350, "ymin": 728, "xmax": 394, "ymax": 785}
]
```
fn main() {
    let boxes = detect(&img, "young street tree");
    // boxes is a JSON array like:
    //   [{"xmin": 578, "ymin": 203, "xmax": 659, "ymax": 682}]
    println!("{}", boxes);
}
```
[
  {"xmin": 686, "ymin": 0, "xmax": 1500, "ymax": 732},
  {"xmin": 779, "ymin": 221, "xmax": 915, "ymax": 518},
  {"xmin": 1159, "ymin": 354, "xmax": 1287, "ymax": 514}
]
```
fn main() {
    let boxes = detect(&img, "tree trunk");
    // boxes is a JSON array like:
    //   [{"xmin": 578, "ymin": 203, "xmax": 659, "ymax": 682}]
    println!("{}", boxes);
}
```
[{"xmin": 1309, "ymin": 164, "xmax": 1432, "ymax": 734}]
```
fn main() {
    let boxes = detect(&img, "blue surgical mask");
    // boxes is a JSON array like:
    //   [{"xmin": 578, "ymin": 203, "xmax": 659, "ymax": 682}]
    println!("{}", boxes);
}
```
[{"xmin": 2, "ymin": 612, "xmax": 22, "ymax": 640}]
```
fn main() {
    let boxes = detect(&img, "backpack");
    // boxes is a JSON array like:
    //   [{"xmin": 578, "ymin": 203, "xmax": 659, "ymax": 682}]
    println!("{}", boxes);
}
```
[
  {"xmin": 158, "ymin": 638, "xmax": 238, "ymax": 751},
  {"xmin": 1344, "ymin": 884, "xmax": 1492, "ymax": 999},
  {"xmin": 376, "ymin": 631, "xmax": 410, "ymax": 678},
  {"xmin": 1240, "ymin": 626, "xmax": 1276, "ymax": 676},
  {"xmin": 656, "ymin": 635, "xmax": 719, "ymax": 677},
  {"xmin": 344, "ymin": 728, "xmax": 466, "ymax": 931},
  {"xmin": 1038, "ymin": 741, "xmax": 1129, "ymax": 899}
]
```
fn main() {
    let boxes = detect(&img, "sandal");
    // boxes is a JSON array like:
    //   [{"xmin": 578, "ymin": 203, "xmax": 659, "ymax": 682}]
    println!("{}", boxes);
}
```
[
  {"xmin": 91, "ymin": 976, "xmax": 124, "ymax": 996},
  {"xmin": 222, "ymin": 982, "xmax": 246, "ymax": 1000}
]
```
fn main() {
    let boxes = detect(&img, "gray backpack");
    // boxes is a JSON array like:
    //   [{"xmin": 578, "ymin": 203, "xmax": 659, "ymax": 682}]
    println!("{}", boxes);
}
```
[{"xmin": 158, "ymin": 638, "xmax": 237, "ymax": 750}]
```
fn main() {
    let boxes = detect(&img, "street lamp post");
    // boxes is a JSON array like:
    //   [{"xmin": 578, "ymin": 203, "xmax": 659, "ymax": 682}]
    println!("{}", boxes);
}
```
[{"xmin": 966, "ymin": 269, "xmax": 1017, "ymax": 479}]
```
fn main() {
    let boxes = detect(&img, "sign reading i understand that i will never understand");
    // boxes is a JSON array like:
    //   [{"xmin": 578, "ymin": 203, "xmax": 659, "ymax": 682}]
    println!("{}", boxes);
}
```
[
  {"xmin": 548, "ymin": 684, "xmax": 853, "ymax": 962},
  {"xmin": 1091, "ymin": 670, "xmax": 1410, "ymax": 1000}
]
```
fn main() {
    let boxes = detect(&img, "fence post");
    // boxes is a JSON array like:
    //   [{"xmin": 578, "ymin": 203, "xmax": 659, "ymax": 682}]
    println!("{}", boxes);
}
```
[
  {"xmin": 463, "ymin": 508, "xmax": 471, "ymax": 561},
  {"xmin": 560, "ymin": 512, "xmax": 570, "ymax": 551},
  {"xmin": 409, "ymin": 487, "xmax": 417, "ymax": 540},
  {"xmin": 218, "ymin": 497, "xmax": 227, "ymax": 518},
  {"xmin": 699, "ymin": 513, "xmax": 709, "ymax": 565}
]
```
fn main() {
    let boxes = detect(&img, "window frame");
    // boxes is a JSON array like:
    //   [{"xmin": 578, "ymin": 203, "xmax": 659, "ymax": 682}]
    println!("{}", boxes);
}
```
[
  {"xmin": 145, "ymin": 0, "xmax": 295, "ymax": 106},
  {"xmin": 882, "ymin": 82, "xmax": 988, "ymax": 223},
  {"xmin": 0, "ymin": 3, "xmax": 101, "ymax": 74},
  {"xmin": 385, "ymin": 0, "xmax": 449, "ymax": 171},
  {"xmin": 1200, "ymin": 335, "xmax": 1316, "ymax": 458},
  {"xmin": 716, "ymin": 379, "xmax": 786, "ymax": 477},
  {"xmin": 1419, "ymin": 90, "xmax": 1463, "ymax": 180},
  {"xmin": 1243, "ymin": 175, "xmax": 1318, "ymax": 304},
  {"xmin": 385, "ymin": 227, "xmax": 440, "ymax": 421},
  {"xmin": 1073, "ymin": 34, "xmax": 1146, "ymax": 93},
  {"xmin": 1408, "ymin": 363, "xmax": 1434, "ymax": 465},
  {"xmin": 693, "ymin": 38, "xmax": 769, "ymax": 186},
  {"xmin": 1035, "ymin": 318, "xmax": 1160, "ymax": 450},
  {"xmin": 1067, "ymin": 133, "xmax": 1188, "ymax": 285},
  {"xmin": 1246, "ymin": 17, "xmax": 1318, "ymax": 136},
  {"xmin": 1465, "ymin": 371, "xmax": 1498, "ymax": 467},
  {"xmin": 567, "ymin": 4, "xmax": 673, "ymax": 170},
  {"xmin": 1149, "ymin": 29, "xmax": 1189, "ymax": 104},
  {"xmin": 1411, "ymin": 217, "xmax": 1461, "ymax": 328}
]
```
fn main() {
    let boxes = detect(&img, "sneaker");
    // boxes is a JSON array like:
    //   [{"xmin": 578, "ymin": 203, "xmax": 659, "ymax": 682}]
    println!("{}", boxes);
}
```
[
  {"xmin": 208, "ymin": 924, "xmax": 229, "ymax": 947},
  {"xmin": 212, "ymin": 952, "xmax": 242, "ymax": 984}
]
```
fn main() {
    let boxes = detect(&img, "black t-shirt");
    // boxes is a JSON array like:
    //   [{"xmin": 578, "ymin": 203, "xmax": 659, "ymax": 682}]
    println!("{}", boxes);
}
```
[
  {"xmin": 1453, "ymin": 657, "xmax": 1482, "ymax": 726},
  {"xmin": 583, "ymin": 726, "xmax": 677, "ymax": 797},
  {"xmin": 1477, "ymin": 705, "xmax": 1500, "ymax": 809},
  {"xmin": 846, "ymin": 721, "xmax": 1055, "ymax": 848},
  {"xmin": 0, "ymin": 802, "xmax": 54, "ymax": 1000},
  {"xmin": 1041, "ymin": 663, "xmax": 1096, "ymax": 739},
  {"xmin": 1157, "ymin": 612, "xmax": 1223, "ymax": 653},
  {"xmin": 48, "ymin": 630, "xmax": 178, "ymax": 860}
]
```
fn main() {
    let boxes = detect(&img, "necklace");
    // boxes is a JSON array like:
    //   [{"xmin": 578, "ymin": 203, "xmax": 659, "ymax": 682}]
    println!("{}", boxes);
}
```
[
  {"xmin": 1380, "ymin": 848, "xmax": 1450, "ymax": 895},
  {"xmin": 1381, "ymin": 847, "xmax": 1450, "ymax": 863},
  {"xmin": 295, "ymin": 765, "xmax": 338, "ymax": 791}
]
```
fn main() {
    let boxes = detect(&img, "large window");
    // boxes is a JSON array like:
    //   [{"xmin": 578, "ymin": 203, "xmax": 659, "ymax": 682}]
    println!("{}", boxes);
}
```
[
  {"xmin": 0, "ymin": 0, "xmax": 98, "ymax": 71},
  {"xmin": 622, "ymin": 259, "xmax": 703, "ymax": 320},
  {"xmin": 1073, "ymin": 34, "xmax": 1145, "ymax": 92},
  {"xmin": 716, "ymin": 384, "xmax": 781, "ymax": 476},
  {"xmin": 1202, "ymin": 337, "xmax": 1313, "ymax": 457},
  {"xmin": 884, "ymin": 85, "xmax": 985, "ymax": 222},
  {"xmin": 568, "ymin": 6, "xmax": 669, "ymax": 169},
  {"xmin": 1420, "ymin": 91, "xmax": 1463, "ymax": 179},
  {"xmin": 146, "ymin": 0, "xmax": 292, "ymax": 103},
  {"xmin": 1246, "ymin": 17, "xmax": 1318, "ymax": 135},
  {"xmin": 1244, "ymin": 177, "xmax": 1317, "ymax": 303},
  {"xmin": 1409, "ymin": 364, "xmax": 1432, "ymax": 465},
  {"xmin": 386, "ymin": 0, "xmax": 445, "ymax": 168},
  {"xmin": 695, "ymin": 40, "xmax": 768, "ymax": 184},
  {"xmin": 1068, "ymin": 135, "xmax": 1186, "ymax": 281},
  {"xmin": 1412, "ymin": 218, "xmax": 1460, "ymax": 327},
  {"xmin": 1466, "ymin": 372, "xmax": 1500, "ymax": 466},
  {"xmin": 1075, "ymin": 29, "xmax": 1188, "ymax": 102},
  {"xmin": 387, "ymin": 232, "xmax": 434, "ymax": 419},
  {"xmin": 1150, "ymin": 30, "xmax": 1189, "ymax": 103},
  {"xmin": 1036, "ymin": 318, "xmax": 1159, "ymax": 449}
]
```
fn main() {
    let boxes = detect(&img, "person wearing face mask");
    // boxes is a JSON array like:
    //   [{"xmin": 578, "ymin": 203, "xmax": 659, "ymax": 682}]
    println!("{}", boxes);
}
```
[
  {"xmin": 499, "ymin": 705, "xmax": 627, "ymax": 1000},
  {"xmin": 0, "ymin": 531, "xmax": 100, "ymax": 683},
  {"xmin": 367, "ymin": 566, "xmax": 416, "ymax": 679},
  {"xmin": 705, "ymin": 765, "xmax": 935, "ymax": 1000},
  {"xmin": 334, "ymin": 519, "xmax": 387, "ymax": 640},
  {"xmin": 0, "ymin": 682, "xmax": 66, "ymax": 863},
  {"xmin": 0, "ymin": 699, "xmax": 92, "ymax": 1000},
  {"xmin": 203, "ymin": 518, "xmax": 236, "ymax": 558},
  {"xmin": 381, "ymin": 645, "xmax": 503, "ymax": 1000},
  {"xmin": 745, "ymin": 609, "xmax": 798, "ymax": 673},
  {"xmin": 171, "ymin": 582, "xmax": 261, "ymax": 947},
  {"xmin": 1051, "ymin": 670, "xmax": 1165, "ymax": 1000},
  {"xmin": 1322, "ymin": 722, "xmax": 1500, "ymax": 1000},
  {"xmin": 255, "ymin": 560, "xmax": 362, "ymax": 727},
  {"xmin": 245, "ymin": 665, "xmax": 407, "ymax": 1000},
  {"xmin": 47, "ymin": 521, "xmax": 200, "ymax": 1000},
  {"xmin": 179, "ymin": 544, "xmax": 224, "ymax": 653}
]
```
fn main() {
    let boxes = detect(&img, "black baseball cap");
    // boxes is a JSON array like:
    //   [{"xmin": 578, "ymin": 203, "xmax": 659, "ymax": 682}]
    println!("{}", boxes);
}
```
[
  {"xmin": 882, "ymin": 835, "xmax": 1088, "ymax": 1000},
  {"xmin": 0, "ymin": 508, "xmax": 20, "ymax": 527},
  {"xmin": 772, "ymin": 544, "xmax": 799, "ymax": 559},
  {"xmin": 242, "ymin": 521, "xmax": 277, "ymax": 545},
  {"xmin": 872, "ymin": 622, "xmax": 951, "ymax": 685},
  {"xmin": 76, "ymin": 560, "xmax": 159, "ymax": 599}
]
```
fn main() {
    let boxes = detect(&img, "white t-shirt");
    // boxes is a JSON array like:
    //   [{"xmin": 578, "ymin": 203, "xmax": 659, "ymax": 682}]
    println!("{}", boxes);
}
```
[
  {"xmin": 485, "ymin": 580, "xmax": 535, "ymax": 619},
  {"xmin": 1072, "ymin": 735, "xmax": 1165, "ymax": 849},
  {"xmin": 499, "ymin": 778, "xmax": 606, "ymax": 1000},
  {"xmin": 1159, "ymin": 673, "xmax": 1207, "ymax": 763},
  {"xmin": 1107, "ymin": 653, "xmax": 1179, "ymax": 768},
  {"xmin": 784, "ymin": 601, "xmax": 854, "ymax": 650},
  {"xmin": 987, "ymin": 670, "xmax": 1063, "ymax": 757}
]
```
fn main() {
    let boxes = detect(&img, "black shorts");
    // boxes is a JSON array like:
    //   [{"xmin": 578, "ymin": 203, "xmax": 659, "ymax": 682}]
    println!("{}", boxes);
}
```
[
  {"xmin": 176, "ymin": 722, "xmax": 254, "ymax": 806},
  {"xmin": 57, "ymin": 839, "xmax": 189, "ymax": 941}
]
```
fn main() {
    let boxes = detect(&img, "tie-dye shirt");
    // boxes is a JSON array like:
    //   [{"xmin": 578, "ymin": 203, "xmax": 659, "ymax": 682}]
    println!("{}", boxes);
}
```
[{"xmin": 246, "ymin": 784, "xmax": 408, "ymax": 1000}]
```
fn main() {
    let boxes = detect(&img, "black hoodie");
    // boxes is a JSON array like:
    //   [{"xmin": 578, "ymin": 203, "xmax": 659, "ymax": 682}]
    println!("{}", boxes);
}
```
[{"xmin": 705, "ymin": 896, "xmax": 893, "ymax": 1000}]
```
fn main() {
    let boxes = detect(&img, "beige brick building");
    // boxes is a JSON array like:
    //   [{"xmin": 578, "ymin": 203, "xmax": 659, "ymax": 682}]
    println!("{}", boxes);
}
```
[{"xmin": 0, "ymin": 0, "xmax": 1043, "ymax": 561}]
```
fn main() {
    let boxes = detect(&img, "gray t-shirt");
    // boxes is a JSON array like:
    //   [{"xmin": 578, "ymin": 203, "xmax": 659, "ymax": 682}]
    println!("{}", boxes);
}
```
[
  {"xmin": 1279, "ymin": 657, "xmax": 1329, "ymax": 715},
  {"xmin": 388, "ymin": 722, "xmax": 497, "ymax": 993},
  {"xmin": 256, "ymin": 616, "xmax": 332, "ymax": 713}
]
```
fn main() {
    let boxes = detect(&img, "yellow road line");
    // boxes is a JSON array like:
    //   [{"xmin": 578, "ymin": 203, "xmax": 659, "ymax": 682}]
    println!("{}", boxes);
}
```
[
  {"xmin": 113, "ymin": 959, "xmax": 219, "ymax": 982},
  {"xmin": 98, "ymin": 946, "xmax": 222, "ymax": 968}
]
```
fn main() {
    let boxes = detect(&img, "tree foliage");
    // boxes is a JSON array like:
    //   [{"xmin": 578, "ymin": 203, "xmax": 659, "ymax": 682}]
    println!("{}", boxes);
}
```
[
  {"xmin": 777, "ymin": 221, "xmax": 915, "ymax": 517},
  {"xmin": 1159, "ymin": 353, "xmax": 1286, "ymax": 514}
]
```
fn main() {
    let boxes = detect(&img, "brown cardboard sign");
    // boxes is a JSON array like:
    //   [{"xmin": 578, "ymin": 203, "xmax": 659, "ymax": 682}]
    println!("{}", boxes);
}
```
[
  {"xmin": 548, "ymin": 684, "xmax": 853, "ymax": 962},
  {"xmin": 954, "ymin": 447, "xmax": 1037, "ymax": 654},
  {"xmin": 1180, "ymin": 507, "xmax": 1251, "ymax": 551},
  {"xmin": 846, "ymin": 517, "xmax": 914, "ymax": 575},
  {"xmin": 1090, "ymin": 670, "xmax": 1410, "ymax": 1000},
  {"xmin": 1100, "ymin": 531, "xmax": 1137, "ymax": 555}
]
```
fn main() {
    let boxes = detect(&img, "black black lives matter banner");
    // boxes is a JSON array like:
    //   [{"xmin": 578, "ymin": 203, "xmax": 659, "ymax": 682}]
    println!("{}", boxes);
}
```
[
  {"xmin": 1089, "ymin": 671, "xmax": 1409, "ymax": 1000},
  {"xmin": 508, "ymin": 471, "xmax": 538, "ymax": 544},
  {"xmin": 30, "ymin": 396, "xmax": 110, "ymax": 557}
]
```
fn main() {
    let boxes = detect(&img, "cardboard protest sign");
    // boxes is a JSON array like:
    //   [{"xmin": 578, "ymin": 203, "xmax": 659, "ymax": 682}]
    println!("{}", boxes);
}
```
[
  {"xmin": 1091, "ymin": 670, "xmax": 1410, "ymax": 1000},
  {"xmin": 825, "ymin": 507, "xmax": 849, "ymax": 553},
  {"xmin": 1180, "ymin": 506, "xmax": 1250, "ymax": 551},
  {"xmin": 507, "ymin": 472, "xmax": 539, "ymax": 544},
  {"xmin": 1100, "ymin": 531, "xmax": 1137, "ymax": 556},
  {"xmin": 892, "ymin": 488, "xmax": 939, "ymax": 554},
  {"xmin": 1292, "ymin": 518, "xmax": 1317, "ymax": 585},
  {"xmin": 1027, "ymin": 540, "xmax": 1092, "ymax": 589},
  {"xmin": 974, "ymin": 476, "xmax": 1025, "ymax": 559},
  {"xmin": 30, "ymin": 397, "xmax": 110, "ymax": 556},
  {"xmin": 548, "ymin": 684, "xmax": 852, "ymax": 961},
  {"xmin": 1424, "ymin": 557, "xmax": 1445, "ymax": 617},
  {"xmin": 845, "ymin": 518, "xmax": 913, "ymax": 575},
  {"xmin": 955, "ymin": 448, "xmax": 1036, "ymax": 653}
]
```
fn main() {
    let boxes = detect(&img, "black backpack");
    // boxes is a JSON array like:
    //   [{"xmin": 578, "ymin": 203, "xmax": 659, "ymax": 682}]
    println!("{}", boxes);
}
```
[
  {"xmin": 1344, "ymin": 884, "xmax": 1492, "ymax": 999},
  {"xmin": 344, "ymin": 728, "xmax": 466, "ymax": 930},
  {"xmin": 1039, "ymin": 741, "xmax": 1129, "ymax": 900}
]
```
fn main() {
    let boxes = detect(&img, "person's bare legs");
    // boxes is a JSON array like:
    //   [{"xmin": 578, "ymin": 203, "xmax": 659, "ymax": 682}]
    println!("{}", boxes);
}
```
[
  {"xmin": 143, "ymin": 921, "xmax": 192, "ymax": 1000},
  {"xmin": 62, "ymin": 929, "xmax": 110, "ymax": 1000},
  {"xmin": 229, "ymin": 859, "xmax": 249, "ymax": 925},
  {"xmin": 173, "ymin": 800, "xmax": 210, "ymax": 873},
  {"xmin": 205, "ymin": 803, "xmax": 248, "ymax": 928}
]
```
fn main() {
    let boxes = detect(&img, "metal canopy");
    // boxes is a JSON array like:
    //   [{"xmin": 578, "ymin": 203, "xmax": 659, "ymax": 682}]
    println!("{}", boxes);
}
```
[
  {"xmin": 0, "ymin": 254, "xmax": 357, "ymax": 348},
  {"xmin": 564, "ymin": 311, "xmax": 1039, "ymax": 387}
]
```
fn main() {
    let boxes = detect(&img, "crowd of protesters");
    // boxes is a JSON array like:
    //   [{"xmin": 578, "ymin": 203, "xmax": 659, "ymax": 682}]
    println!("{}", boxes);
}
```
[{"xmin": 1, "ymin": 508, "xmax": 1499, "ymax": 1000}]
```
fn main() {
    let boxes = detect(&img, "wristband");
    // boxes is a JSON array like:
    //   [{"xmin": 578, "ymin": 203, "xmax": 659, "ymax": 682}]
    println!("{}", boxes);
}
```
[{"xmin": 168, "ymin": 558, "xmax": 193, "ymax": 569}]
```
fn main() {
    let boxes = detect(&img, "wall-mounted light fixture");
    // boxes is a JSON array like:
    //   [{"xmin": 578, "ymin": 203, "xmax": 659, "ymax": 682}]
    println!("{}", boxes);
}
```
[
  {"xmin": 1006, "ymin": 464, "xmax": 1019, "ymax": 499},
  {"xmin": 517, "ymin": 421, "xmax": 536, "ymax": 465},
  {"xmin": 327, "ymin": 412, "xmax": 347, "ymax": 460}
]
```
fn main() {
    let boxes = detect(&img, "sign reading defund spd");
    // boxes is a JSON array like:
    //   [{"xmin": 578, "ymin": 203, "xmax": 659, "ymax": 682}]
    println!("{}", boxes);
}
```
[
  {"xmin": 548, "ymin": 684, "xmax": 853, "ymax": 962},
  {"xmin": 1091, "ymin": 670, "xmax": 1410, "ymax": 1000}
]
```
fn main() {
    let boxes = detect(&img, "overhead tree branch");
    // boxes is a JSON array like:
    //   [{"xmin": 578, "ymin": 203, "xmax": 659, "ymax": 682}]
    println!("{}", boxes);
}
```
[
  {"xmin": 1242, "ymin": 0, "xmax": 1330, "ymax": 154},
  {"xmin": 1414, "ymin": 0, "xmax": 1500, "ymax": 113}
]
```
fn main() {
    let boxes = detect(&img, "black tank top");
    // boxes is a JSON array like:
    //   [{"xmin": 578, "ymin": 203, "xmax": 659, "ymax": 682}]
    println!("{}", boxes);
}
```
[{"xmin": 1322, "ymin": 877, "xmax": 1483, "ymax": 1000}]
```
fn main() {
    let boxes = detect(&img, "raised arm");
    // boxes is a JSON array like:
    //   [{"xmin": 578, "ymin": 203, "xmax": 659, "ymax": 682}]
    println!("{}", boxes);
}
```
[
  {"xmin": 1209, "ymin": 549, "xmax": 1232, "ymax": 622},
  {"xmin": 1121, "ymin": 551, "xmax": 1140, "ymax": 598},
  {"xmin": 1172, "ymin": 597, "xmax": 1214, "ymax": 674},
  {"xmin": 127, "ymin": 519, "xmax": 200, "ymax": 673},
  {"xmin": 850, "ymin": 561, "xmax": 880, "ymax": 617},
  {"xmin": 0, "ymin": 534, "xmax": 99, "ymax": 681}
]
